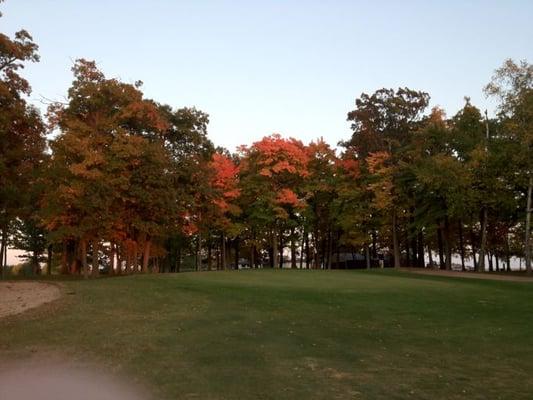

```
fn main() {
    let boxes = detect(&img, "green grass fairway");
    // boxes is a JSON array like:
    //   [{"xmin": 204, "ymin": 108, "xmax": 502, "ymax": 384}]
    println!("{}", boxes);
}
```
[{"xmin": 2, "ymin": 270, "xmax": 533, "ymax": 399}]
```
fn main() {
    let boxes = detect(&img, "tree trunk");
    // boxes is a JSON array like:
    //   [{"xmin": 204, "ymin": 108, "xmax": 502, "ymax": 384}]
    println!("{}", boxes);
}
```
[
  {"xmin": 3, "ymin": 241, "xmax": 6, "ymax": 274},
  {"xmin": 437, "ymin": 225, "xmax": 445, "ymax": 269},
  {"xmin": 207, "ymin": 241, "xmax": 213, "ymax": 271},
  {"xmin": 142, "ymin": 239, "xmax": 151, "ymax": 273},
  {"xmin": 299, "ymin": 229, "xmax": 305, "ymax": 269},
  {"xmin": 365, "ymin": 245, "xmax": 371, "ymax": 269},
  {"xmin": 372, "ymin": 230, "xmax": 377, "ymax": 259},
  {"xmin": 326, "ymin": 230, "xmax": 332, "ymax": 270},
  {"xmin": 132, "ymin": 241, "xmax": 139, "ymax": 273},
  {"xmin": 31, "ymin": 250, "xmax": 40, "ymax": 275},
  {"xmin": 322, "ymin": 237, "xmax": 327, "ymax": 269},
  {"xmin": 109, "ymin": 242, "xmax": 115, "ymax": 275},
  {"xmin": 177, "ymin": 246, "xmax": 181, "ymax": 272},
  {"xmin": 216, "ymin": 243, "xmax": 220, "ymax": 270},
  {"xmin": 417, "ymin": 231, "xmax": 424, "ymax": 268},
  {"xmin": 458, "ymin": 222, "xmax": 466, "ymax": 271},
  {"xmin": 125, "ymin": 244, "xmax": 131, "ymax": 274},
  {"xmin": 409, "ymin": 208, "xmax": 417, "ymax": 267},
  {"xmin": 71, "ymin": 240, "xmax": 80, "ymax": 275},
  {"xmin": 0, "ymin": 228, "xmax": 6, "ymax": 279},
  {"xmin": 92, "ymin": 240, "xmax": 100, "ymax": 277},
  {"xmin": 47, "ymin": 244, "xmax": 53, "ymax": 275},
  {"xmin": 506, "ymin": 232, "xmax": 511, "ymax": 272},
  {"xmin": 250, "ymin": 243, "xmax": 255, "ymax": 269},
  {"xmin": 320, "ymin": 236, "xmax": 326, "ymax": 269},
  {"xmin": 272, "ymin": 231, "xmax": 278, "ymax": 269},
  {"xmin": 61, "ymin": 240, "xmax": 68, "ymax": 275},
  {"xmin": 305, "ymin": 231, "xmax": 310, "ymax": 269},
  {"xmin": 336, "ymin": 232, "xmax": 340, "ymax": 269},
  {"xmin": 478, "ymin": 208, "xmax": 488, "ymax": 272},
  {"xmin": 3, "ymin": 240, "xmax": 6, "ymax": 273},
  {"xmin": 290, "ymin": 227, "xmax": 297, "ymax": 269},
  {"xmin": 0, "ymin": 236, "xmax": 3, "ymax": 279},
  {"xmin": 221, "ymin": 233, "xmax": 227, "ymax": 270},
  {"xmin": 313, "ymin": 231, "xmax": 320, "ymax": 269},
  {"xmin": 164, "ymin": 240, "xmax": 172, "ymax": 273},
  {"xmin": 428, "ymin": 246, "xmax": 434, "ymax": 268},
  {"xmin": 278, "ymin": 231, "xmax": 283, "ymax": 269},
  {"xmin": 443, "ymin": 216, "xmax": 452, "ymax": 271},
  {"xmin": 235, "ymin": 236, "xmax": 240, "ymax": 270},
  {"xmin": 345, "ymin": 251, "xmax": 349, "ymax": 269},
  {"xmin": 525, "ymin": 174, "xmax": 532, "ymax": 273},
  {"xmin": 0, "ymin": 230, "xmax": 6, "ymax": 279},
  {"xmin": 81, "ymin": 239, "xmax": 88, "ymax": 279},
  {"xmin": 116, "ymin": 244, "xmax": 122, "ymax": 275},
  {"xmin": 196, "ymin": 233, "xmax": 202, "ymax": 271},
  {"xmin": 469, "ymin": 221, "xmax": 478, "ymax": 270},
  {"xmin": 404, "ymin": 235, "xmax": 410, "ymax": 267},
  {"xmin": 392, "ymin": 210, "xmax": 400, "ymax": 268}
]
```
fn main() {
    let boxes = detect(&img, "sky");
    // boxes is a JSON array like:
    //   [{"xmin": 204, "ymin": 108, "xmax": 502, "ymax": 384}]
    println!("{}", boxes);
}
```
[{"xmin": 2, "ymin": 0, "xmax": 533, "ymax": 152}]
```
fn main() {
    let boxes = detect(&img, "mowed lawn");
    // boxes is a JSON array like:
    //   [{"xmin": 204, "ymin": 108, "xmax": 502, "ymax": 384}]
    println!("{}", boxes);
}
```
[{"xmin": 1, "ymin": 270, "xmax": 533, "ymax": 399}]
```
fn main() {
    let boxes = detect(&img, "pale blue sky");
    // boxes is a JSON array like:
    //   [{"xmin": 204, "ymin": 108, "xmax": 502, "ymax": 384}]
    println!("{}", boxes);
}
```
[{"xmin": 3, "ymin": 0, "xmax": 532, "ymax": 151}]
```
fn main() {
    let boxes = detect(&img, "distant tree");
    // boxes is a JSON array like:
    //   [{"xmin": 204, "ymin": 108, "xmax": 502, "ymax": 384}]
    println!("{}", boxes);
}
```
[
  {"xmin": 448, "ymin": 100, "xmax": 486, "ymax": 270},
  {"xmin": 0, "ymin": 5, "xmax": 45, "ymax": 277},
  {"xmin": 3, "ymin": 8, "xmax": 529, "ymax": 282},
  {"xmin": 44, "ymin": 59, "xmax": 171, "ymax": 277},
  {"xmin": 11, "ymin": 217, "xmax": 47, "ymax": 275},
  {"xmin": 406, "ymin": 108, "xmax": 471, "ymax": 270},
  {"xmin": 335, "ymin": 148, "xmax": 377, "ymax": 268},
  {"xmin": 345, "ymin": 88, "xmax": 430, "ymax": 268},
  {"xmin": 304, "ymin": 138, "xmax": 338, "ymax": 269},
  {"xmin": 208, "ymin": 152, "xmax": 241, "ymax": 269},
  {"xmin": 485, "ymin": 59, "xmax": 532, "ymax": 272},
  {"xmin": 158, "ymin": 105, "xmax": 214, "ymax": 272},
  {"xmin": 239, "ymin": 134, "xmax": 308, "ymax": 268}
]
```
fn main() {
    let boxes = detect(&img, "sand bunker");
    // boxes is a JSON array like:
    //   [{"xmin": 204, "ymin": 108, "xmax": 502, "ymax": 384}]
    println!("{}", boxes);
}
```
[{"xmin": 0, "ymin": 281, "xmax": 61, "ymax": 318}]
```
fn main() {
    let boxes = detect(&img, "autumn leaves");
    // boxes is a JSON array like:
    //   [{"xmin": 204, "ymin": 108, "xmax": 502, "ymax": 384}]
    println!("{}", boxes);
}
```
[{"xmin": 1, "ymin": 4, "xmax": 531, "ymax": 277}]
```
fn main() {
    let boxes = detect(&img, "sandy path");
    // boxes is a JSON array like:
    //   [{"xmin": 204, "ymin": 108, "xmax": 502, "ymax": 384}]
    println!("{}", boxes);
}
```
[
  {"xmin": 399, "ymin": 267, "xmax": 533, "ymax": 283},
  {"xmin": 0, "ymin": 281, "xmax": 61, "ymax": 319}
]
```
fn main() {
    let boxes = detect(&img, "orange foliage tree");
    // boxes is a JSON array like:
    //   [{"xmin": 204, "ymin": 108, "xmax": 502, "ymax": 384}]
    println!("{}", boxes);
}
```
[
  {"xmin": 44, "ymin": 60, "xmax": 173, "ymax": 277},
  {"xmin": 239, "ymin": 134, "xmax": 308, "ymax": 268}
]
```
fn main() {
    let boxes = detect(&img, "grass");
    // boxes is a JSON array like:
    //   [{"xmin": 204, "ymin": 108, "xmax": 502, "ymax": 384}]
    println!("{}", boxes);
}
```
[{"xmin": 1, "ymin": 269, "xmax": 533, "ymax": 399}]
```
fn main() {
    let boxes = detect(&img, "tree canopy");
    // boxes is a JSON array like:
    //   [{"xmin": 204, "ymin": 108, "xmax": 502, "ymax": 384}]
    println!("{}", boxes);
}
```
[{"xmin": 0, "ymin": 7, "xmax": 531, "ymax": 277}]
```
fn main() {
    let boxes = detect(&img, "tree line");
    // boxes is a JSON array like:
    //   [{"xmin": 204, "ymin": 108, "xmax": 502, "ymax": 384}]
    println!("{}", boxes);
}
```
[{"xmin": 0, "ymin": 10, "xmax": 531, "ymax": 277}]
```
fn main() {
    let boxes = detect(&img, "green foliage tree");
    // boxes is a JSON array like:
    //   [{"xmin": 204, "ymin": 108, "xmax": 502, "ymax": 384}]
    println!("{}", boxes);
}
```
[
  {"xmin": 485, "ymin": 59, "xmax": 533, "ymax": 272},
  {"xmin": 345, "ymin": 88, "xmax": 430, "ymax": 268}
]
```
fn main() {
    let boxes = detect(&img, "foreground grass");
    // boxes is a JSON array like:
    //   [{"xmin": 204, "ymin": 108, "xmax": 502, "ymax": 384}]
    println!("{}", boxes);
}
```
[{"xmin": 1, "ymin": 269, "xmax": 532, "ymax": 399}]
